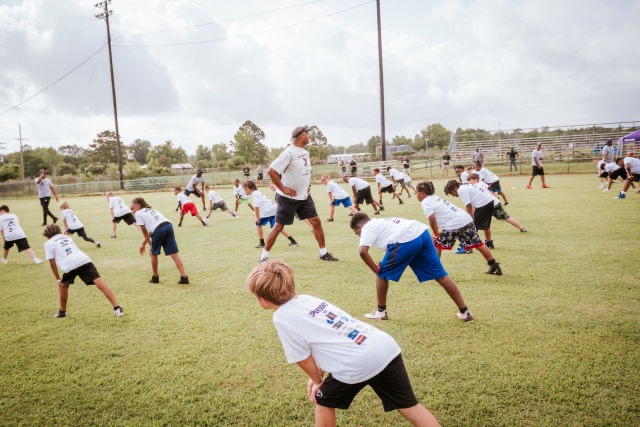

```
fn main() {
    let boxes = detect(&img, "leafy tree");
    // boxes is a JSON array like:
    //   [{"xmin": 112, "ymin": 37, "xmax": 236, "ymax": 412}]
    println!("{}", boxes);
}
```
[
  {"xmin": 419, "ymin": 124, "xmax": 452, "ymax": 150},
  {"xmin": 211, "ymin": 143, "xmax": 230, "ymax": 163},
  {"xmin": 147, "ymin": 140, "xmax": 187, "ymax": 167},
  {"xmin": 57, "ymin": 162, "xmax": 78, "ymax": 176},
  {"xmin": 58, "ymin": 145, "xmax": 86, "ymax": 158},
  {"xmin": 0, "ymin": 164, "xmax": 20, "ymax": 181},
  {"xmin": 87, "ymin": 130, "xmax": 125, "ymax": 166},
  {"xmin": 195, "ymin": 145, "xmax": 212, "ymax": 163},
  {"xmin": 127, "ymin": 139, "xmax": 151, "ymax": 164},
  {"xmin": 230, "ymin": 121, "xmax": 268, "ymax": 164},
  {"xmin": 347, "ymin": 143, "xmax": 369, "ymax": 154},
  {"xmin": 306, "ymin": 125, "xmax": 330, "ymax": 161},
  {"xmin": 366, "ymin": 136, "xmax": 383, "ymax": 153},
  {"xmin": 391, "ymin": 136, "xmax": 413, "ymax": 147}
]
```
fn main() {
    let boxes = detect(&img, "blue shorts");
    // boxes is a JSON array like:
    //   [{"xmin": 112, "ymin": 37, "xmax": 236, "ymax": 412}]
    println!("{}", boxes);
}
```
[
  {"xmin": 333, "ymin": 197, "xmax": 353, "ymax": 208},
  {"xmin": 150, "ymin": 222, "xmax": 179, "ymax": 256},
  {"xmin": 379, "ymin": 230, "xmax": 447, "ymax": 282},
  {"xmin": 258, "ymin": 216, "xmax": 276, "ymax": 228}
]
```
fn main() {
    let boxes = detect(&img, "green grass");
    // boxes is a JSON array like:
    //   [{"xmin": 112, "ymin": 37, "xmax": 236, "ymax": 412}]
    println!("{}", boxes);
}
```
[{"xmin": 0, "ymin": 174, "xmax": 638, "ymax": 426}]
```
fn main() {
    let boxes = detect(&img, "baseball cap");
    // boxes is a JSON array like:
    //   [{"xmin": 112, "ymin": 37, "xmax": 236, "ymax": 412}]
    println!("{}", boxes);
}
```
[
  {"xmin": 606, "ymin": 138, "xmax": 612, "ymax": 144},
  {"xmin": 196, "ymin": 169, "xmax": 203, "ymax": 174},
  {"xmin": 291, "ymin": 126, "xmax": 310, "ymax": 139}
]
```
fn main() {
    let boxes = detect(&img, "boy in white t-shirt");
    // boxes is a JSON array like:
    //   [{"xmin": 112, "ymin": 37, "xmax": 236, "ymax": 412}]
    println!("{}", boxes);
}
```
[
  {"xmin": 373, "ymin": 168, "xmax": 403, "ymax": 206},
  {"xmin": 204, "ymin": 185, "xmax": 237, "ymax": 221},
  {"xmin": 343, "ymin": 176, "xmax": 382, "ymax": 215},
  {"xmin": 60, "ymin": 201, "xmax": 101, "ymax": 248},
  {"xmin": 43, "ymin": 224, "xmax": 123, "ymax": 318},
  {"xmin": 243, "ymin": 181, "xmax": 298, "ymax": 249},
  {"xmin": 320, "ymin": 175, "xmax": 358, "ymax": 222},
  {"xmin": 106, "ymin": 192, "xmax": 136, "ymax": 238},
  {"xmin": 386, "ymin": 166, "xmax": 410, "ymax": 198},
  {"xmin": 349, "ymin": 212, "xmax": 473, "ymax": 322},
  {"xmin": 474, "ymin": 162, "xmax": 509, "ymax": 205},
  {"xmin": 415, "ymin": 182, "xmax": 502, "ymax": 275},
  {"xmin": 173, "ymin": 187, "xmax": 207, "ymax": 227},
  {"xmin": 0, "ymin": 205, "xmax": 42, "ymax": 264},
  {"xmin": 233, "ymin": 179, "xmax": 255, "ymax": 215},
  {"xmin": 247, "ymin": 260, "xmax": 441, "ymax": 427}
]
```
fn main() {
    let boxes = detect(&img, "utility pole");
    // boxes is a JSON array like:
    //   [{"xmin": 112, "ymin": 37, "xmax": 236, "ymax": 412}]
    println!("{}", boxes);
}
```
[
  {"xmin": 376, "ymin": 0, "xmax": 386, "ymax": 162},
  {"xmin": 14, "ymin": 124, "xmax": 28, "ymax": 179},
  {"xmin": 95, "ymin": 0, "xmax": 124, "ymax": 189}
]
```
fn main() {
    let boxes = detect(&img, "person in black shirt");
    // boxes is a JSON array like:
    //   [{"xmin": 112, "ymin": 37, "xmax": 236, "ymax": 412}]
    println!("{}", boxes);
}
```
[{"xmin": 507, "ymin": 148, "xmax": 519, "ymax": 172}]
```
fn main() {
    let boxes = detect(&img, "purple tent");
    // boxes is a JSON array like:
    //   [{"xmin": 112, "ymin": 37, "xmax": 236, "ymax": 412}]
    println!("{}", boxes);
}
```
[{"xmin": 617, "ymin": 129, "xmax": 640, "ymax": 143}]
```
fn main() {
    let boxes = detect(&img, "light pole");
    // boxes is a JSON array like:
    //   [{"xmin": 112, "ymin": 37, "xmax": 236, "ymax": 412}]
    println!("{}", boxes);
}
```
[
  {"xmin": 95, "ymin": 0, "xmax": 124, "ymax": 190},
  {"xmin": 376, "ymin": 0, "xmax": 386, "ymax": 162}
]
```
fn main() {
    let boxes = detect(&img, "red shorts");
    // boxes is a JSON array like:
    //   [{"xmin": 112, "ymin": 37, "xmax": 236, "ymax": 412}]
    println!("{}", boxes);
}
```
[{"xmin": 181, "ymin": 202, "xmax": 198, "ymax": 216}]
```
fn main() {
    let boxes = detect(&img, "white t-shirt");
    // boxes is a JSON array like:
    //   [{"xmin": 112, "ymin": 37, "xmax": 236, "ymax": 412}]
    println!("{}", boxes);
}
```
[
  {"xmin": 176, "ymin": 192, "xmax": 191, "ymax": 207},
  {"xmin": 400, "ymin": 172, "xmax": 411, "ymax": 183},
  {"xmin": 251, "ymin": 190, "xmax": 277, "ymax": 218},
  {"xmin": 270, "ymin": 145, "xmax": 312, "ymax": 201},
  {"xmin": 135, "ymin": 207, "xmax": 170, "ymax": 234},
  {"xmin": 597, "ymin": 159, "xmax": 606, "ymax": 172},
  {"xmin": 233, "ymin": 185, "xmax": 250, "ymax": 200},
  {"xmin": 108, "ymin": 196, "xmax": 131, "ymax": 217},
  {"xmin": 478, "ymin": 167, "xmax": 499, "ymax": 184},
  {"xmin": 531, "ymin": 149, "xmax": 543, "ymax": 167},
  {"xmin": 460, "ymin": 171, "xmax": 469, "ymax": 183},
  {"xmin": 347, "ymin": 177, "xmax": 370, "ymax": 191},
  {"xmin": 458, "ymin": 183, "xmax": 498, "ymax": 208},
  {"xmin": 44, "ymin": 234, "xmax": 92, "ymax": 273},
  {"xmin": 388, "ymin": 168, "xmax": 403, "ymax": 181},
  {"xmin": 602, "ymin": 145, "xmax": 615, "ymax": 163},
  {"xmin": 624, "ymin": 156, "xmax": 640, "ymax": 174},
  {"xmin": 35, "ymin": 177, "xmax": 53, "ymax": 198},
  {"xmin": 359, "ymin": 218, "xmax": 428, "ymax": 250},
  {"xmin": 421, "ymin": 196, "xmax": 472, "ymax": 230},
  {"xmin": 186, "ymin": 174, "xmax": 205, "ymax": 191},
  {"xmin": 326, "ymin": 180, "xmax": 349, "ymax": 200},
  {"xmin": 0, "ymin": 213, "xmax": 27, "ymax": 241},
  {"xmin": 604, "ymin": 162, "xmax": 620, "ymax": 173},
  {"xmin": 61, "ymin": 208, "xmax": 84, "ymax": 230},
  {"xmin": 273, "ymin": 294, "xmax": 401, "ymax": 384},
  {"xmin": 208, "ymin": 190, "xmax": 223, "ymax": 204},
  {"xmin": 374, "ymin": 173, "xmax": 393, "ymax": 188}
]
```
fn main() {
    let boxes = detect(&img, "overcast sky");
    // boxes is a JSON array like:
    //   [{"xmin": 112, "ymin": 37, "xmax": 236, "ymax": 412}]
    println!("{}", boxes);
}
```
[{"xmin": 1, "ymin": 0, "xmax": 639, "ymax": 155}]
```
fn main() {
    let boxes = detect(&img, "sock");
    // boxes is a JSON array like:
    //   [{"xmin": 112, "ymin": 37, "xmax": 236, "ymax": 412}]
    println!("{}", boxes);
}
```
[
  {"xmin": 377, "ymin": 305, "xmax": 386, "ymax": 312},
  {"xmin": 459, "ymin": 306, "xmax": 468, "ymax": 314},
  {"xmin": 259, "ymin": 239, "xmax": 265, "ymax": 245},
  {"xmin": 260, "ymin": 249, "xmax": 269, "ymax": 259},
  {"xmin": 488, "ymin": 259, "xmax": 496, "ymax": 265},
  {"xmin": 288, "ymin": 236, "xmax": 296, "ymax": 244},
  {"xmin": 319, "ymin": 248, "xmax": 327, "ymax": 256}
]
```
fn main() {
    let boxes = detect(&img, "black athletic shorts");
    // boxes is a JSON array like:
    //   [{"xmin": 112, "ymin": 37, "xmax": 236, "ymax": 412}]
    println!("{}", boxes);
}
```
[
  {"xmin": 380, "ymin": 184, "xmax": 395, "ymax": 194},
  {"xmin": 609, "ymin": 169, "xmax": 627, "ymax": 180},
  {"xmin": 68, "ymin": 228, "xmax": 88, "ymax": 239},
  {"xmin": 532, "ymin": 166, "xmax": 545, "ymax": 176},
  {"xmin": 396, "ymin": 178, "xmax": 406, "ymax": 188},
  {"xmin": 315, "ymin": 354, "xmax": 418, "ymax": 412},
  {"xmin": 61, "ymin": 262, "xmax": 100, "ymax": 286},
  {"xmin": 113, "ymin": 212, "xmax": 135, "ymax": 225},
  {"xmin": 473, "ymin": 201, "xmax": 495, "ymax": 230},
  {"xmin": 275, "ymin": 194, "xmax": 318, "ymax": 225},
  {"xmin": 184, "ymin": 188, "xmax": 202, "ymax": 198},
  {"xmin": 631, "ymin": 173, "xmax": 640, "ymax": 182},
  {"xmin": 599, "ymin": 171, "xmax": 609, "ymax": 179},
  {"xmin": 355, "ymin": 187, "xmax": 375, "ymax": 205},
  {"xmin": 4, "ymin": 238, "xmax": 30, "ymax": 252},
  {"xmin": 488, "ymin": 181, "xmax": 502, "ymax": 192}
]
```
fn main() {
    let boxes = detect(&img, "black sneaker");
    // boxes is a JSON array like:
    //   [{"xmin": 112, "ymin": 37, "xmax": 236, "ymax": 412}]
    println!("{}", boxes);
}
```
[
  {"xmin": 520, "ymin": 228, "xmax": 527, "ymax": 233},
  {"xmin": 149, "ymin": 275, "xmax": 160, "ymax": 284},
  {"xmin": 399, "ymin": 200, "xmax": 404, "ymax": 205},
  {"xmin": 178, "ymin": 276, "xmax": 189, "ymax": 284},
  {"xmin": 326, "ymin": 218, "xmax": 334, "ymax": 222},
  {"xmin": 379, "ymin": 205, "xmax": 385, "ymax": 211},
  {"xmin": 54, "ymin": 310, "xmax": 67, "ymax": 318},
  {"xmin": 255, "ymin": 243, "xmax": 265, "ymax": 248},
  {"xmin": 374, "ymin": 211, "xmax": 381, "ymax": 215},
  {"xmin": 41, "ymin": 223, "xmax": 47, "ymax": 226},
  {"xmin": 320, "ymin": 253, "xmax": 338, "ymax": 262},
  {"xmin": 485, "ymin": 240, "xmax": 495, "ymax": 249},
  {"xmin": 53, "ymin": 217, "xmax": 58, "ymax": 224},
  {"xmin": 288, "ymin": 241, "xmax": 298, "ymax": 246},
  {"xmin": 110, "ymin": 235, "xmax": 117, "ymax": 238},
  {"xmin": 485, "ymin": 263, "xmax": 502, "ymax": 275}
]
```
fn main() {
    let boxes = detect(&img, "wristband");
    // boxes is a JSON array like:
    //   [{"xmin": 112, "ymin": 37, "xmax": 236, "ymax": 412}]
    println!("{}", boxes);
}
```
[{"xmin": 255, "ymin": 221, "xmax": 261, "ymax": 226}]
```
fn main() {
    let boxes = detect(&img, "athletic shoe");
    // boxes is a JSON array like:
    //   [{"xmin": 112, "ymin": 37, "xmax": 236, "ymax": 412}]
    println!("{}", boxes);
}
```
[
  {"xmin": 110, "ymin": 235, "xmax": 117, "ymax": 238},
  {"xmin": 177, "ymin": 224, "xmax": 182, "ymax": 227},
  {"xmin": 527, "ymin": 185, "xmax": 534, "ymax": 189},
  {"xmin": 326, "ymin": 218, "xmax": 334, "ymax": 222},
  {"xmin": 379, "ymin": 205, "xmax": 385, "ymax": 211},
  {"xmin": 407, "ymin": 194, "xmax": 411, "ymax": 198},
  {"xmin": 348, "ymin": 213, "xmax": 354, "ymax": 216},
  {"xmin": 602, "ymin": 189, "xmax": 610, "ymax": 192},
  {"xmin": 485, "ymin": 263, "xmax": 502, "ymax": 275},
  {"xmin": 288, "ymin": 241, "xmax": 298, "ymax": 247},
  {"xmin": 53, "ymin": 217, "xmax": 58, "ymax": 224},
  {"xmin": 178, "ymin": 276, "xmax": 189, "ymax": 285},
  {"xmin": 41, "ymin": 223, "xmax": 47, "ymax": 226},
  {"xmin": 54, "ymin": 310, "xmax": 67, "ymax": 318},
  {"xmin": 96, "ymin": 242, "xmax": 101, "ymax": 248},
  {"xmin": 542, "ymin": 185, "xmax": 550, "ymax": 188},
  {"xmin": 455, "ymin": 247, "xmax": 467, "ymax": 255},
  {"xmin": 504, "ymin": 202, "xmax": 509, "ymax": 206},
  {"xmin": 615, "ymin": 192, "xmax": 625, "ymax": 199},
  {"xmin": 258, "ymin": 257, "xmax": 268, "ymax": 263},
  {"xmin": 520, "ymin": 228, "xmax": 527, "ymax": 233},
  {"xmin": 204, "ymin": 217, "xmax": 210, "ymax": 222},
  {"xmin": 149, "ymin": 275, "xmax": 160, "ymax": 284},
  {"xmin": 374, "ymin": 211, "xmax": 381, "ymax": 215},
  {"xmin": 456, "ymin": 310, "xmax": 474, "ymax": 322},
  {"xmin": 1, "ymin": 258, "xmax": 7, "ymax": 264},
  {"xmin": 255, "ymin": 243, "xmax": 265, "ymax": 248},
  {"xmin": 319, "ymin": 253, "xmax": 338, "ymax": 262},
  {"xmin": 202, "ymin": 222, "xmax": 207, "ymax": 226},
  {"xmin": 113, "ymin": 307, "xmax": 124, "ymax": 317},
  {"xmin": 34, "ymin": 258, "xmax": 43, "ymax": 264},
  {"xmin": 399, "ymin": 200, "xmax": 404, "ymax": 205},
  {"xmin": 364, "ymin": 309, "xmax": 388, "ymax": 320},
  {"xmin": 231, "ymin": 212, "xmax": 238, "ymax": 219}
]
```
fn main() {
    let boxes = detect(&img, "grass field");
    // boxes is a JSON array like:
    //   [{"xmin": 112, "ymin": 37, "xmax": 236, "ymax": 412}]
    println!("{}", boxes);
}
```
[{"xmin": 1, "ymin": 173, "xmax": 638, "ymax": 426}]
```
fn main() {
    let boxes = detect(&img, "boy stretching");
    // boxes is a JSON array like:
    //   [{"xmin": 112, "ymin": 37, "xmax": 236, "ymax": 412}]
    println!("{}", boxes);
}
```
[
  {"xmin": 0, "ymin": 205, "xmax": 43, "ymax": 265},
  {"xmin": 373, "ymin": 168, "xmax": 403, "ymax": 206},
  {"xmin": 204, "ymin": 185, "xmax": 237, "ymax": 221},
  {"xmin": 43, "ymin": 224, "xmax": 123, "ymax": 318},
  {"xmin": 174, "ymin": 187, "xmax": 207, "ymax": 227},
  {"xmin": 60, "ymin": 201, "xmax": 101, "ymax": 248},
  {"xmin": 350, "ymin": 212, "xmax": 473, "ymax": 322},
  {"xmin": 106, "ymin": 192, "xmax": 136, "ymax": 238},
  {"xmin": 321, "ymin": 174, "xmax": 358, "ymax": 221},
  {"xmin": 247, "ymin": 260, "xmax": 441, "ymax": 427}
]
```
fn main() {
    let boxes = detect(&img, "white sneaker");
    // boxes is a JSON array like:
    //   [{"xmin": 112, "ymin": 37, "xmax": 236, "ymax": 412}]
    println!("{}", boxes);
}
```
[
  {"xmin": 113, "ymin": 307, "xmax": 124, "ymax": 317},
  {"xmin": 456, "ymin": 310, "xmax": 474, "ymax": 322},
  {"xmin": 602, "ymin": 188, "xmax": 610, "ymax": 192},
  {"xmin": 1, "ymin": 258, "xmax": 7, "ymax": 264},
  {"xmin": 364, "ymin": 309, "xmax": 388, "ymax": 320},
  {"xmin": 34, "ymin": 258, "xmax": 43, "ymax": 264}
]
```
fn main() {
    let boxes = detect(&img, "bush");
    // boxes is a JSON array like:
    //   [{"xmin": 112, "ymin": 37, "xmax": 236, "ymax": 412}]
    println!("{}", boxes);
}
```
[
  {"xmin": 227, "ymin": 156, "xmax": 246, "ymax": 169},
  {"xmin": 0, "ymin": 164, "xmax": 21, "ymax": 182},
  {"xmin": 124, "ymin": 162, "xmax": 148, "ymax": 179}
]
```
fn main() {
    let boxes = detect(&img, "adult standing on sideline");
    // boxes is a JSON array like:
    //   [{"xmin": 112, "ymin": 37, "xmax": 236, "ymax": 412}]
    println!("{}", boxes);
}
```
[
  {"xmin": 441, "ymin": 151, "xmax": 451, "ymax": 177},
  {"xmin": 472, "ymin": 147, "xmax": 484, "ymax": 166},
  {"xmin": 349, "ymin": 158, "xmax": 358, "ymax": 176},
  {"xmin": 256, "ymin": 164, "xmax": 264, "ymax": 185},
  {"xmin": 507, "ymin": 147, "xmax": 519, "ymax": 172},
  {"xmin": 261, "ymin": 125, "xmax": 338, "ymax": 262},
  {"xmin": 184, "ymin": 169, "xmax": 206, "ymax": 210},
  {"xmin": 527, "ymin": 143, "xmax": 550, "ymax": 189},
  {"xmin": 339, "ymin": 159, "xmax": 347, "ymax": 175},
  {"xmin": 242, "ymin": 164, "xmax": 251, "ymax": 181},
  {"xmin": 601, "ymin": 139, "xmax": 615, "ymax": 164},
  {"xmin": 401, "ymin": 156, "xmax": 411, "ymax": 174},
  {"xmin": 35, "ymin": 167, "xmax": 58, "ymax": 226}
]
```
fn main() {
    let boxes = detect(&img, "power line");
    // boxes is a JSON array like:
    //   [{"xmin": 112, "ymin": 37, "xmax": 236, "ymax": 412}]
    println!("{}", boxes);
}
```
[
  {"xmin": 113, "ymin": 1, "xmax": 374, "ymax": 48},
  {"xmin": 0, "ymin": 43, "xmax": 106, "ymax": 116}
]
